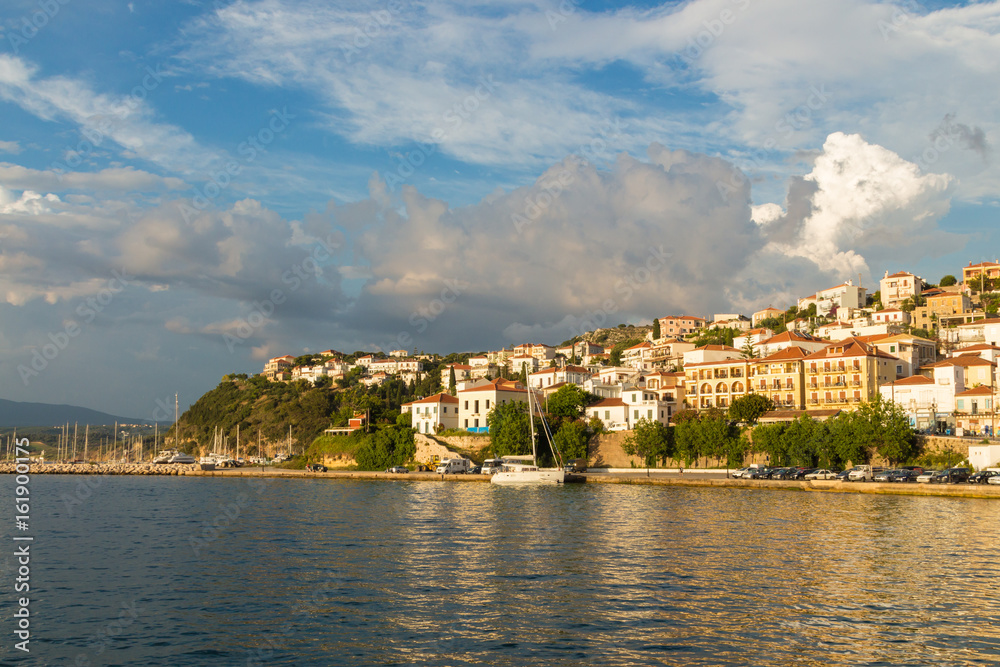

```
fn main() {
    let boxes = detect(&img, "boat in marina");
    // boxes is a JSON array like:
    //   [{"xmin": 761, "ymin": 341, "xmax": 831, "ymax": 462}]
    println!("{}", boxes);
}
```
[
  {"xmin": 168, "ymin": 452, "xmax": 196, "ymax": 464},
  {"xmin": 490, "ymin": 387, "xmax": 565, "ymax": 486},
  {"xmin": 153, "ymin": 449, "xmax": 178, "ymax": 464}
]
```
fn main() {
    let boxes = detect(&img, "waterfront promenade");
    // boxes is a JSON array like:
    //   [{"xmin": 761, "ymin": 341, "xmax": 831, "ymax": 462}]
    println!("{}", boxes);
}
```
[{"xmin": 4, "ymin": 462, "xmax": 1000, "ymax": 499}]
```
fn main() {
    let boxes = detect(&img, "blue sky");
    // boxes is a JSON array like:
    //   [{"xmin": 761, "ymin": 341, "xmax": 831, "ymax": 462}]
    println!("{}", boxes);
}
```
[{"xmin": 0, "ymin": 0, "xmax": 998, "ymax": 418}]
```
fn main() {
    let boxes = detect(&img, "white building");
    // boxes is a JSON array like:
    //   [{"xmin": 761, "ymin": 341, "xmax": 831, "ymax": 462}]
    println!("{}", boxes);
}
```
[
  {"xmin": 405, "ymin": 392, "xmax": 460, "ymax": 434},
  {"xmin": 458, "ymin": 378, "xmax": 529, "ymax": 433}
]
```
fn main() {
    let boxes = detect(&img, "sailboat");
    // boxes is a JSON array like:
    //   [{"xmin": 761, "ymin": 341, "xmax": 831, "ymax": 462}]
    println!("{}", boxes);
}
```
[{"xmin": 490, "ymin": 385, "xmax": 565, "ymax": 486}]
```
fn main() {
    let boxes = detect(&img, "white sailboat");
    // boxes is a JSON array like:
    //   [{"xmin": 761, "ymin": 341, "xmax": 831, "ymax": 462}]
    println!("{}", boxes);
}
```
[{"xmin": 490, "ymin": 386, "xmax": 565, "ymax": 486}]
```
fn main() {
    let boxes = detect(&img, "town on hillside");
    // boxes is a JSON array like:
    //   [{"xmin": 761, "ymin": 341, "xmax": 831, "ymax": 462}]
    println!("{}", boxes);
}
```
[{"xmin": 261, "ymin": 261, "xmax": 1000, "ymax": 466}]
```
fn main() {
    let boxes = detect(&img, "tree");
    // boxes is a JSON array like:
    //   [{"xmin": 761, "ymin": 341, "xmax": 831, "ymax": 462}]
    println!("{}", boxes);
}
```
[
  {"xmin": 855, "ymin": 394, "xmax": 917, "ymax": 465},
  {"xmin": 545, "ymin": 384, "xmax": 592, "ymax": 419},
  {"xmin": 728, "ymin": 394, "xmax": 774, "ymax": 425},
  {"xmin": 940, "ymin": 274, "xmax": 957, "ymax": 287},
  {"xmin": 487, "ymin": 400, "xmax": 532, "ymax": 457},
  {"xmin": 553, "ymin": 420, "xmax": 590, "ymax": 461},
  {"xmin": 621, "ymin": 418, "xmax": 673, "ymax": 469},
  {"xmin": 652, "ymin": 317, "xmax": 661, "ymax": 340},
  {"xmin": 354, "ymin": 426, "xmax": 416, "ymax": 470},
  {"xmin": 519, "ymin": 364, "xmax": 528, "ymax": 385},
  {"xmin": 448, "ymin": 366, "xmax": 457, "ymax": 396},
  {"xmin": 740, "ymin": 340, "xmax": 759, "ymax": 359},
  {"xmin": 749, "ymin": 423, "xmax": 788, "ymax": 467}
]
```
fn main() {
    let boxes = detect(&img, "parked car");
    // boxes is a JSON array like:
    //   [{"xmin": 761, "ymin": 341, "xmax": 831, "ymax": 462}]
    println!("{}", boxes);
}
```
[
  {"xmin": 790, "ymin": 468, "xmax": 815, "ymax": 480},
  {"xmin": 747, "ymin": 467, "xmax": 773, "ymax": 479},
  {"xmin": 468, "ymin": 465, "xmax": 482, "ymax": 475},
  {"xmin": 888, "ymin": 469, "xmax": 920, "ymax": 483},
  {"xmin": 805, "ymin": 469, "xmax": 838, "ymax": 480},
  {"xmin": 933, "ymin": 467, "xmax": 970, "ymax": 484},
  {"xmin": 564, "ymin": 458, "xmax": 588, "ymax": 473},
  {"xmin": 988, "ymin": 474, "xmax": 1000, "ymax": 485},
  {"xmin": 305, "ymin": 463, "xmax": 327, "ymax": 472},
  {"xmin": 916, "ymin": 470, "xmax": 939, "ymax": 483},
  {"xmin": 834, "ymin": 469, "xmax": 852, "ymax": 482},
  {"xmin": 874, "ymin": 469, "xmax": 897, "ymax": 482},
  {"xmin": 386, "ymin": 466, "xmax": 409, "ymax": 474},
  {"xmin": 969, "ymin": 470, "xmax": 999, "ymax": 484}
]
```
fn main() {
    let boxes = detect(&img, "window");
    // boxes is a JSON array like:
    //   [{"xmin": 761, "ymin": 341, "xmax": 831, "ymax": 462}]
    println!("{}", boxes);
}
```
[
  {"xmin": 634, "ymin": 410, "xmax": 639, "ymax": 419},
  {"xmin": 896, "ymin": 365, "xmax": 903, "ymax": 374},
  {"xmin": 485, "ymin": 399, "xmax": 490, "ymax": 409},
  {"xmin": 464, "ymin": 400, "xmax": 469, "ymax": 410},
  {"xmin": 957, "ymin": 399, "xmax": 964, "ymax": 410},
  {"xmin": 464, "ymin": 419, "xmax": 468, "ymax": 427},
  {"xmin": 648, "ymin": 409, "xmax": 653, "ymax": 419},
  {"xmin": 605, "ymin": 410, "xmax": 610, "ymax": 419}
]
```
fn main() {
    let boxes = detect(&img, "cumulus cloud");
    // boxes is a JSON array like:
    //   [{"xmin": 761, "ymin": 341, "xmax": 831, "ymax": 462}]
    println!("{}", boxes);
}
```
[
  {"xmin": 732, "ymin": 132, "xmax": 962, "ymax": 308},
  {"xmin": 0, "ymin": 141, "xmax": 21, "ymax": 155}
]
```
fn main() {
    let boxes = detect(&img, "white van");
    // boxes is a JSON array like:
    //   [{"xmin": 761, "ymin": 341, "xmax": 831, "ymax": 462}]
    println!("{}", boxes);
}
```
[
  {"xmin": 482, "ymin": 458, "xmax": 504, "ymax": 474},
  {"xmin": 435, "ymin": 458, "xmax": 470, "ymax": 474}
]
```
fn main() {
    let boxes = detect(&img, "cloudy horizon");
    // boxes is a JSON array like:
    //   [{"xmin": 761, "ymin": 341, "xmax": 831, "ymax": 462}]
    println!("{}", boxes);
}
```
[{"xmin": 0, "ymin": 0, "xmax": 997, "ymax": 418}]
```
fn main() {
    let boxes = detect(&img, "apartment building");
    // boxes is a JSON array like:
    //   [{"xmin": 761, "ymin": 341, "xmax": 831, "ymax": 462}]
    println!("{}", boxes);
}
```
[
  {"xmin": 803, "ymin": 338, "xmax": 898, "ymax": 410},
  {"xmin": 751, "ymin": 346, "xmax": 810, "ymax": 410}
]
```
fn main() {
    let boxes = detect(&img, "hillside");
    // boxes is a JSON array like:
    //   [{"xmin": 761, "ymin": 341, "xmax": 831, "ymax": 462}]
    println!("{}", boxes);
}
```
[
  {"xmin": 169, "ymin": 372, "xmax": 434, "ymax": 456},
  {"xmin": 577, "ymin": 324, "xmax": 653, "ymax": 350},
  {"xmin": 0, "ymin": 398, "xmax": 150, "ymax": 428}
]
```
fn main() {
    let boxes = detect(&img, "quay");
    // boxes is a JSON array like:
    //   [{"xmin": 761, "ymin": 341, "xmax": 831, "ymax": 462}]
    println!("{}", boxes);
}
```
[{"xmin": 3, "ymin": 462, "xmax": 1000, "ymax": 499}]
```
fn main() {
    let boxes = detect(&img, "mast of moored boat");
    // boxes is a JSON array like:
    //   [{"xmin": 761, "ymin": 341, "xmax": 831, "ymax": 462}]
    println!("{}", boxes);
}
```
[{"xmin": 84, "ymin": 425, "xmax": 89, "ymax": 462}]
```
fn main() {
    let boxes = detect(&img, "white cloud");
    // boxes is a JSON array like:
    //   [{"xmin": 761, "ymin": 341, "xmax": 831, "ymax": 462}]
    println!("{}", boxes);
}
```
[
  {"xmin": 0, "ymin": 141, "xmax": 21, "ymax": 154},
  {"xmin": 0, "ymin": 163, "xmax": 188, "ymax": 192},
  {"xmin": 0, "ymin": 55, "xmax": 217, "ymax": 176}
]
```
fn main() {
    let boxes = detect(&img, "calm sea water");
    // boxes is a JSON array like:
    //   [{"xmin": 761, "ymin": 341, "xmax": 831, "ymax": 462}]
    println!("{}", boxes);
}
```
[{"xmin": 2, "ymin": 475, "xmax": 999, "ymax": 666}]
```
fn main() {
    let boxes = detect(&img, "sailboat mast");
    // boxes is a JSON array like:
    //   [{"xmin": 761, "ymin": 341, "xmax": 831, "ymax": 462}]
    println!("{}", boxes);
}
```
[
  {"xmin": 84, "ymin": 425, "xmax": 89, "ymax": 462},
  {"xmin": 528, "ymin": 386, "xmax": 537, "ymax": 465}
]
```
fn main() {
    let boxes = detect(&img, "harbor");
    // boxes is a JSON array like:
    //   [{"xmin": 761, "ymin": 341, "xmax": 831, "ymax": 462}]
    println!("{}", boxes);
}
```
[{"xmin": 6, "ymin": 461, "xmax": 1000, "ymax": 499}]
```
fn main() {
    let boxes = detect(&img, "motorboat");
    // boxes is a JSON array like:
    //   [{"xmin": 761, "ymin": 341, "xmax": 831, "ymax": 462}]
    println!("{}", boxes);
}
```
[{"xmin": 168, "ymin": 452, "xmax": 196, "ymax": 464}]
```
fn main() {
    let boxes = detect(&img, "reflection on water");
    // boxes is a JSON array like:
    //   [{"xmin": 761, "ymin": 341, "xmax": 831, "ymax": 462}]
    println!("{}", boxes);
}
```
[{"xmin": 9, "ymin": 477, "xmax": 1000, "ymax": 665}]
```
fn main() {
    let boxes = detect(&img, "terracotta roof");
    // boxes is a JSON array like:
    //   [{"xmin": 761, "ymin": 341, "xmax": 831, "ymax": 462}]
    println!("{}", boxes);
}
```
[
  {"xmin": 885, "ymin": 271, "xmax": 915, "ymax": 279},
  {"xmin": 589, "ymin": 398, "xmax": 626, "ymax": 408},
  {"xmin": 762, "ymin": 331, "xmax": 825, "ymax": 345},
  {"xmin": 883, "ymin": 375, "xmax": 934, "ymax": 387},
  {"xmin": 805, "ymin": 338, "xmax": 899, "ymax": 361},
  {"xmin": 757, "ymin": 346, "xmax": 809, "ymax": 362},
  {"xmin": 443, "ymin": 364, "xmax": 472, "ymax": 370},
  {"xmin": 956, "ymin": 344, "xmax": 1000, "ymax": 352},
  {"xmin": 696, "ymin": 344, "xmax": 741, "ymax": 352},
  {"xmin": 626, "ymin": 342, "xmax": 652, "ymax": 350},
  {"xmin": 966, "ymin": 261, "xmax": 1000, "ymax": 268},
  {"xmin": 409, "ymin": 392, "xmax": 460, "ymax": 404},
  {"xmin": 956, "ymin": 386, "xmax": 995, "ymax": 396},
  {"xmin": 927, "ymin": 356, "xmax": 995, "ymax": 368},
  {"xmin": 958, "ymin": 317, "xmax": 1000, "ymax": 328}
]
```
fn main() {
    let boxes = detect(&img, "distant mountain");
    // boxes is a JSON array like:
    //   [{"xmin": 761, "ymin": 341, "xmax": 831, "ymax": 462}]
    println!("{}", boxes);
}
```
[{"xmin": 0, "ymin": 399, "xmax": 151, "ymax": 428}]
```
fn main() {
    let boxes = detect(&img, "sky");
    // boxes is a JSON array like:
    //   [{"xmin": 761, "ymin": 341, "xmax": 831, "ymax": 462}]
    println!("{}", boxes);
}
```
[{"xmin": 0, "ymin": 0, "xmax": 998, "ymax": 418}]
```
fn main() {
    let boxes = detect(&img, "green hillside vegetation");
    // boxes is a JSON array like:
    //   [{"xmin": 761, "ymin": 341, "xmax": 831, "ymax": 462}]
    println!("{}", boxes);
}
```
[{"xmin": 171, "ymin": 372, "xmax": 439, "ymax": 456}]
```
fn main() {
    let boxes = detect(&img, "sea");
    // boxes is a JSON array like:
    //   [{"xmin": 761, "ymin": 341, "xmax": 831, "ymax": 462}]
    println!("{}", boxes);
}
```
[{"xmin": 2, "ymin": 475, "xmax": 999, "ymax": 666}]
